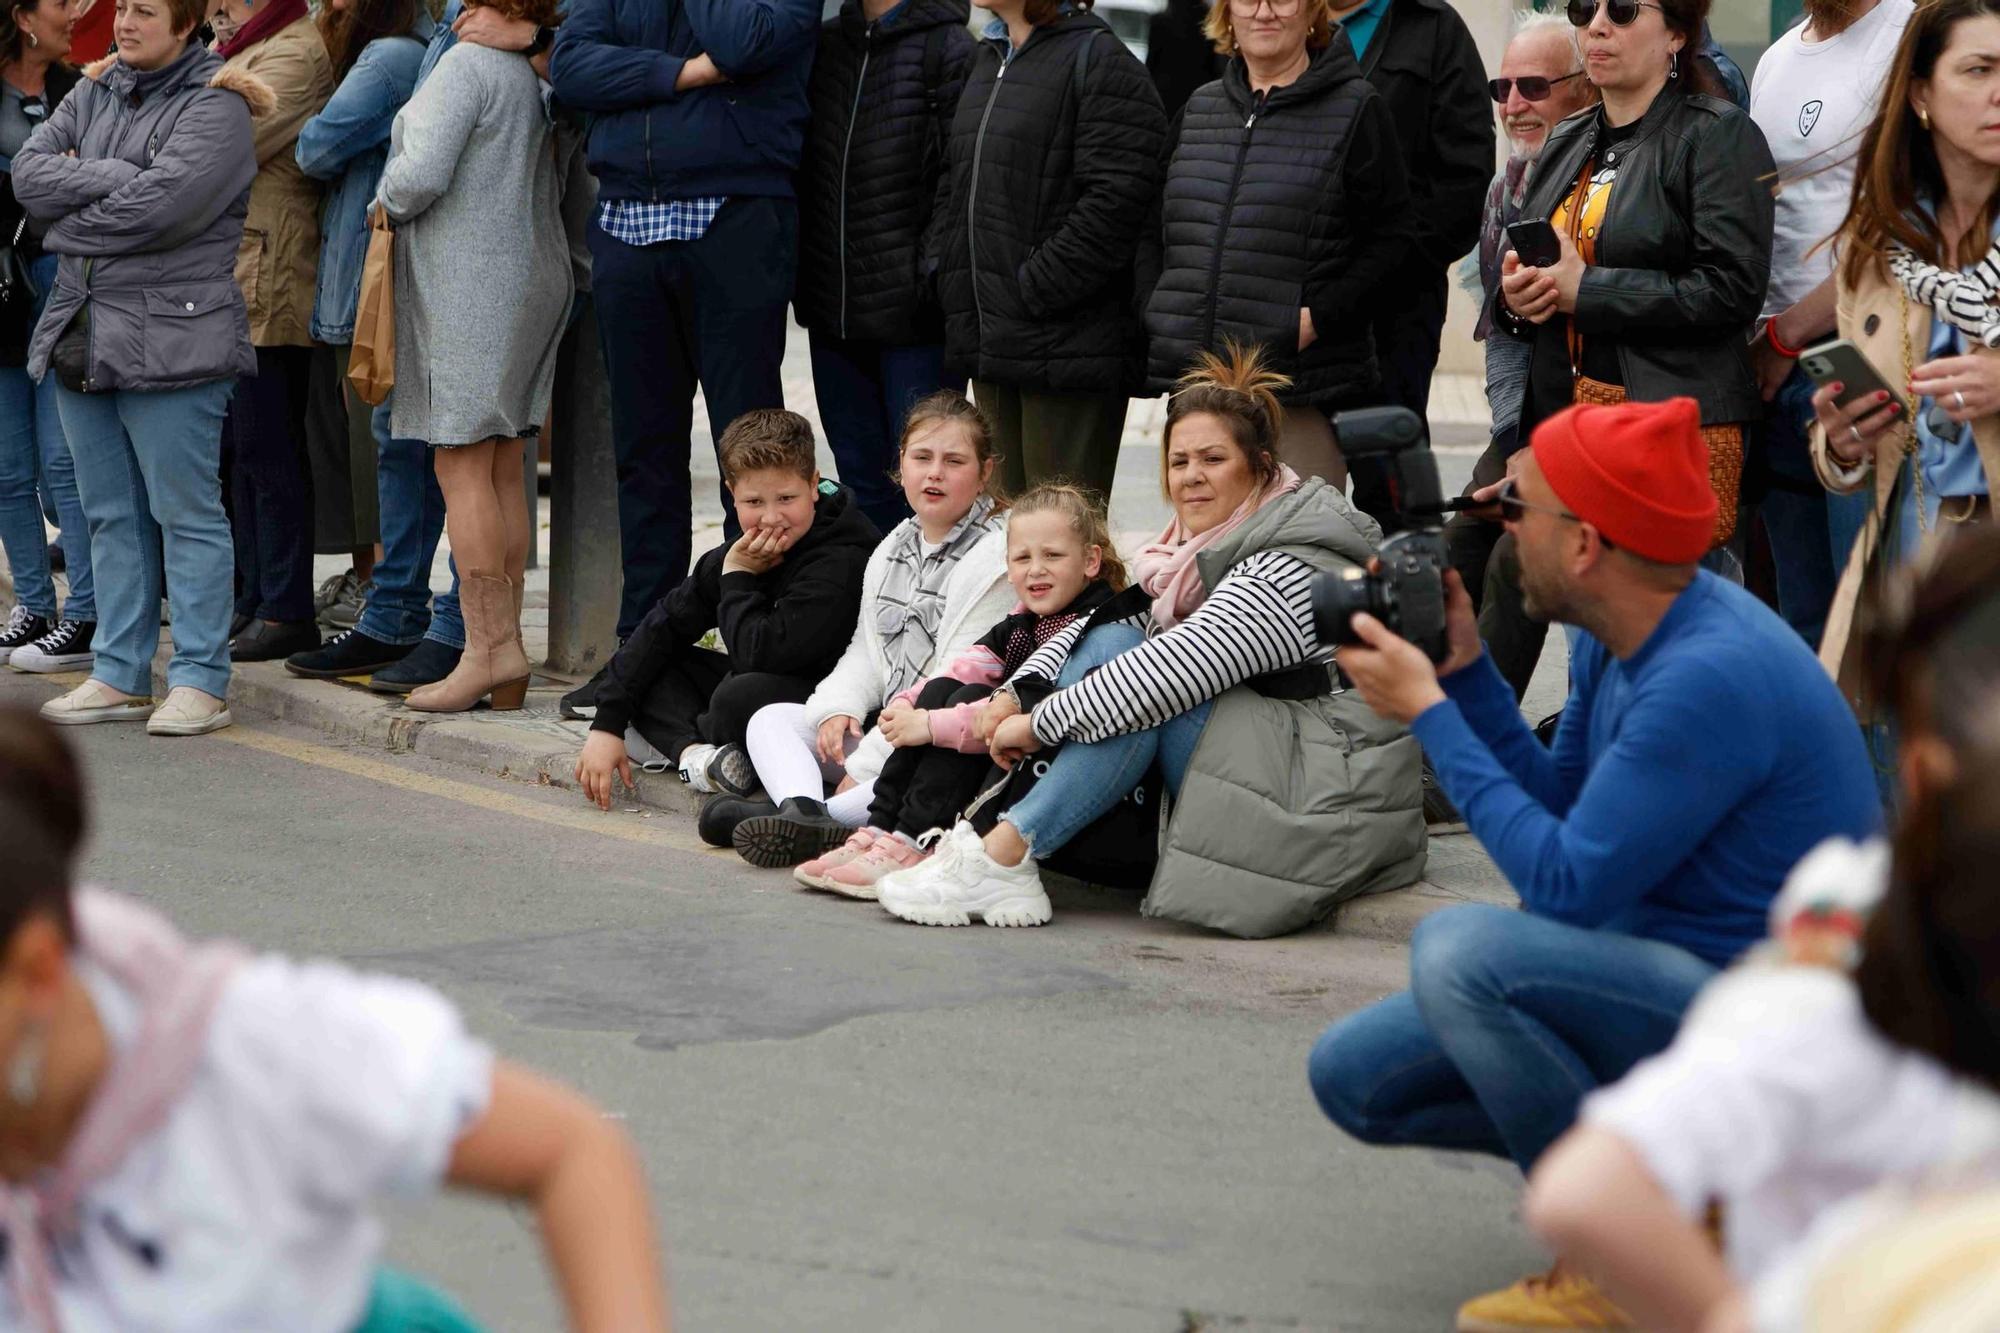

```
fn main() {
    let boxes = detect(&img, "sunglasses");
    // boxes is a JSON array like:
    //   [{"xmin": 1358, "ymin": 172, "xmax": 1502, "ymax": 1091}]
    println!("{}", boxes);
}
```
[
  {"xmin": 1496, "ymin": 477, "xmax": 1584, "ymax": 527},
  {"xmin": 1488, "ymin": 71, "xmax": 1585, "ymax": 103},
  {"xmin": 1566, "ymin": 0, "xmax": 1662, "ymax": 26}
]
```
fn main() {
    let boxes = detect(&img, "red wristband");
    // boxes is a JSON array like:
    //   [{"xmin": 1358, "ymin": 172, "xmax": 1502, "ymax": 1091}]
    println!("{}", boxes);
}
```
[{"xmin": 1764, "ymin": 320, "xmax": 1804, "ymax": 359}]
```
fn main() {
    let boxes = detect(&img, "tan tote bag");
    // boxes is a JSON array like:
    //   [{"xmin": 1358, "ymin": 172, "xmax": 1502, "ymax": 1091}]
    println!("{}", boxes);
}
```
[{"xmin": 346, "ymin": 205, "xmax": 395, "ymax": 406}]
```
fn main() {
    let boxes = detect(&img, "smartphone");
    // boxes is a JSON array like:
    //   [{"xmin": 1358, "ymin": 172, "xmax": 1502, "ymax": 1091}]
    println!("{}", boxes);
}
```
[
  {"xmin": 1798, "ymin": 338, "xmax": 1909, "ymax": 415},
  {"xmin": 1505, "ymin": 218, "xmax": 1561, "ymax": 268}
]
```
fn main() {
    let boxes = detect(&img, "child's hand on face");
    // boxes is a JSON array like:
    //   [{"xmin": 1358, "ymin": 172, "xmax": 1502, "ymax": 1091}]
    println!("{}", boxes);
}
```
[
  {"xmin": 878, "ymin": 701, "xmax": 933, "ymax": 748},
  {"xmin": 574, "ymin": 731, "xmax": 634, "ymax": 812},
  {"xmin": 722, "ymin": 521, "xmax": 792, "ymax": 576}
]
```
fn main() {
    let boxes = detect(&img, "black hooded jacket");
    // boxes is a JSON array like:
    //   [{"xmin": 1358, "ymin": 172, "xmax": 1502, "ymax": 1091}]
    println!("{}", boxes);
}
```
[
  {"xmin": 794, "ymin": 0, "xmax": 975, "ymax": 344},
  {"xmin": 590, "ymin": 484, "xmax": 883, "ymax": 737},
  {"xmin": 1142, "ymin": 43, "xmax": 1410, "ymax": 404},
  {"xmin": 933, "ymin": 9, "xmax": 1167, "ymax": 394}
]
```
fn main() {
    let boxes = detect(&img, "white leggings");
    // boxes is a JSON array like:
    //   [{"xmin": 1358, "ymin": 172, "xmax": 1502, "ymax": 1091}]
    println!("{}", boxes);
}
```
[{"xmin": 744, "ymin": 703, "xmax": 877, "ymax": 827}]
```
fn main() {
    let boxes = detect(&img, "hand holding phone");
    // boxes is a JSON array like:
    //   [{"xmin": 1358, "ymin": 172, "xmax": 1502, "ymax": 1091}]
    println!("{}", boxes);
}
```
[{"xmin": 1505, "ymin": 218, "xmax": 1562, "ymax": 269}]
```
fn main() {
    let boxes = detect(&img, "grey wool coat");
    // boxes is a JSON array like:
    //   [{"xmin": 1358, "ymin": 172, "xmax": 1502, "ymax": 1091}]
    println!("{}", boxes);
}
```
[
  {"xmin": 1144, "ymin": 479, "xmax": 1427, "ymax": 938},
  {"xmin": 377, "ymin": 43, "xmax": 587, "ymax": 445}
]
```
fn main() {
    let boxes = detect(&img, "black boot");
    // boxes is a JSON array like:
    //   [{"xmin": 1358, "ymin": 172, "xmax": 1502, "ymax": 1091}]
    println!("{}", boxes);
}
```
[
  {"xmin": 699, "ymin": 792, "xmax": 776, "ymax": 848},
  {"xmin": 230, "ymin": 618, "xmax": 322, "ymax": 663},
  {"xmin": 368, "ymin": 638, "xmax": 462, "ymax": 695},
  {"xmin": 732, "ymin": 797, "xmax": 853, "ymax": 869},
  {"xmin": 286, "ymin": 628, "xmax": 413, "ymax": 680}
]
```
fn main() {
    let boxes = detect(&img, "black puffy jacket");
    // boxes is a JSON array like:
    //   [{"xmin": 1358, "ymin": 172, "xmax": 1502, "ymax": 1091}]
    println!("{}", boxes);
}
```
[
  {"xmin": 934, "ymin": 9, "xmax": 1167, "ymax": 394},
  {"xmin": 794, "ymin": 0, "xmax": 974, "ymax": 344},
  {"xmin": 1503, "ymin": 87, "xmax": 1776, "ymax": 435},
  {"xmin": 1142, "ymin": 45, "xmax": 1410, "ymax": 405}
]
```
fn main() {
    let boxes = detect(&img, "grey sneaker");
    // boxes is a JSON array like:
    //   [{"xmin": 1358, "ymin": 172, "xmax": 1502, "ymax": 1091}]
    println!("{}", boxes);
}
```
[
  {"xmin": 314, "ymin": 569, "xmax": 358, "ymax": 626},
  {"xmin": 324, "ymin": 576, "xmax": 370, "ymax": 629}
]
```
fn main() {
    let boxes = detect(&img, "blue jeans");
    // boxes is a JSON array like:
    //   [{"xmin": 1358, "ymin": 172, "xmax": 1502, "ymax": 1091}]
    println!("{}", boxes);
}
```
[
  {"xmin": 356, "ymin": 397, "xmax": 463, "ymax": 648},
  {"xmin": 56, "ymin": 378, "xmax": 236, "ymax": 698},
  {"xmin": 1757, "ymin": 369, "xmax": 1837, "ymax": 645},
  {"xmin": 1307, "ymin": 905, "xmax": 1717, "ymax": 1173},
  {"xmin": 0, "ymin": 254, "xmax": 94, "ymax": 621},
  {"xmin": 806, "ymin": 331, "xmax": 956, "ymax": 535},
  {"xmin": 1002, "ymin": 624, "xmax": 1213, "ymax": 854}
]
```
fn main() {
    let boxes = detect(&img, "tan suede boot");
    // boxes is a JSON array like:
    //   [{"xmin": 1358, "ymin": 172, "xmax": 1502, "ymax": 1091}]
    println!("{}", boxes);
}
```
[{"xmin": 407, "ymin": 572, "xmax": 530, "ymax": 712}]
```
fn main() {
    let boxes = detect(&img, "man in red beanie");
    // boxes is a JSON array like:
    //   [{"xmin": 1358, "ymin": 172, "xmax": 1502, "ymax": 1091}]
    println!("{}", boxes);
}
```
[{"xmin": 1307, "ymin": 396, "xmax": 1881, "ymax": 1328}]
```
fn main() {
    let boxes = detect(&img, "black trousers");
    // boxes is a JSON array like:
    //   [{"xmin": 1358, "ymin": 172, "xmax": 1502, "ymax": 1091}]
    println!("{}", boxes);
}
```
[
  {"xmin": 589, "ymin": 198, "xmax": 797, "ymax": 640},
  {"xmin": 867, "ymin": 677, "xmax": 1000, "ymax": 838},
  {"xmin": 1356, "ymin": 272, "xmax": 1449, "ymax": 523},
  {"xmin": 626, "ymin": 645, "xmax": 816, "ymax": 761},
  {"xmin": 1443, "ymin": 424, "xmax": 1548, "ymax": 701},
  {"xmin": 225, "ymin": 344, "xmax": 316, "ymax": 622}
]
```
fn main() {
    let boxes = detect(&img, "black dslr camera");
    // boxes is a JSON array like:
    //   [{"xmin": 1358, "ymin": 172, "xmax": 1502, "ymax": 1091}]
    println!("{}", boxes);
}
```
[{"xmin": 1310, "ymin": 406, "xmax": 1451, "ymax": 664}]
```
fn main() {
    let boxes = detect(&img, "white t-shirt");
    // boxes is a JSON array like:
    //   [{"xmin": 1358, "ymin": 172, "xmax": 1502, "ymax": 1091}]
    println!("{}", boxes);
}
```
[
  {"xmin": 1749, "ymin": 0, "xmax": 1914, "ymax": 321},
  {"xmin": 1582, "ymin": 838, "xmax": 2000, "ymax": 1285},
  {"xmin": 1, "ymin": 955, "xmax": 494, "ymax": 1332}
]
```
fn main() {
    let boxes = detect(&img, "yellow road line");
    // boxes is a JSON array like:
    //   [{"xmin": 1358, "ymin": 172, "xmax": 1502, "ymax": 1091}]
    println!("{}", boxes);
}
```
[{"xmin": 214, "ymin": 725, "xmax": 724, "ymax": 854}]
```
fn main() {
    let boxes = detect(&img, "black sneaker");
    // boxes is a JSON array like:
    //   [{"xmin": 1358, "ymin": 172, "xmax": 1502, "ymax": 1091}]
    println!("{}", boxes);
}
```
[
  {"xmin": 0, "ymin": 606, "xmax": 52, "ymax": 662},
  {"xmin": 229, "ymin": 618, "xmax": 322, "ymax": 663},
  {"xmin": 732, "ymin": 797, "xmax": 854, "ymax": 869},
  {"xmin": 368, "ymin": 638, "xmax": 461, "ymax": 694},
  {"xmin": 699, "ymin": 793, "xmax": 776, "ymax": 848},
  {"xmin": 559, "ymin": 658, "xmax": 616, "ymax": 720},
  {"xmin": 9, "ymin": 619, "xmax": 94, "ymax": 672},
  {"xmin": 286, "ymin": 628, "xmax": 413, "ymax": 680}
]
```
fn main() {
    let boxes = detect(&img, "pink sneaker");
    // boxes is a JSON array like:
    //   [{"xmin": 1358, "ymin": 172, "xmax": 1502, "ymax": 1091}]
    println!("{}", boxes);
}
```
[
  {"xmin": 793, "ymin": 828, "xmax": 881, "ymax": 890},
  {"xmin": 821, "ymin": 838, "xmax": 929, "ymax": 901}
]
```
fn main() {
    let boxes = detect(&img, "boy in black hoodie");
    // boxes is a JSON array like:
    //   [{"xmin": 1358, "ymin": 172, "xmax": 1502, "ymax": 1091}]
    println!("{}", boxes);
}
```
[{"xmin": 574, "ymin": 411, "xmax": 880, "ymax": 811}]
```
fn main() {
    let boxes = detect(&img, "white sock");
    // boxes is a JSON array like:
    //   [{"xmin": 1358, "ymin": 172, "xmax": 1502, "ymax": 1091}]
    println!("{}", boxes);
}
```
[{"xmin": 826, "ymin": 783, "xmax": 874, "ymax": 828}]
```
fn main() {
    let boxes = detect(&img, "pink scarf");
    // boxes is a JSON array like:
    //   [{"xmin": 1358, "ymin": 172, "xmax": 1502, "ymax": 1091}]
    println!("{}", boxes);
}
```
[
  {"xmin": 5, "ymin": 890, "xmax": 247, "ymax": 1333},
  {"xmin": 1131, "ymin": 465, "xmax": 1303, "ymax": 629}
]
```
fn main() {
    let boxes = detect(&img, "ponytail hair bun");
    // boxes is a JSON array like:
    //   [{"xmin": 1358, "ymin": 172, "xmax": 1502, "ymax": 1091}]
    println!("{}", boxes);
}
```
[{"xmin": 1163, "ymin": 340, "xmax": 1292, "ymax": 489}]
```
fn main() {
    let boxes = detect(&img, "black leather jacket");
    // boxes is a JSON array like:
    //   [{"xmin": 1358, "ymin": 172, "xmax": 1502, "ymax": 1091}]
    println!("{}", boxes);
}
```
[{"xmin": 1501, "ymin": 86, "xmax": 1775, "ymax": 439}]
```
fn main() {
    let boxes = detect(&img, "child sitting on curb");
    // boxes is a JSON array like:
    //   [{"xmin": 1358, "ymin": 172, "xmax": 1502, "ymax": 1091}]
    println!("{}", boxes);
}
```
[
  {"xmin": 793, "ymin": 484, "xmax": 1129, "ymax": 897},
  {"xmin": 573, "ymin": 410, "xmax": 879, "ymax": 812}
]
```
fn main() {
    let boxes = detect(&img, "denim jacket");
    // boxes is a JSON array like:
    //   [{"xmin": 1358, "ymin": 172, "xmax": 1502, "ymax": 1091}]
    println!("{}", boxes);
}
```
[{"xmin": 296, "ymin": 11, "xmax": 434, "ymax": 342}]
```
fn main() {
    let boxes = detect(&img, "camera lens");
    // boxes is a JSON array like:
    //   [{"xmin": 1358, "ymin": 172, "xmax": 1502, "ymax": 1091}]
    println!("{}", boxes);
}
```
[{"xmin": 1310, "ymin": 566, "xmax": 1393, "ymax": 646}]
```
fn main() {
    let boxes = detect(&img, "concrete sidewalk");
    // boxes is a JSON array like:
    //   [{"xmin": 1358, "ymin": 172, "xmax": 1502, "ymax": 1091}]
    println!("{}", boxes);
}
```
[{"xmin": 4, "ymin": 368, "xmax": 1533, "ymax": 943}]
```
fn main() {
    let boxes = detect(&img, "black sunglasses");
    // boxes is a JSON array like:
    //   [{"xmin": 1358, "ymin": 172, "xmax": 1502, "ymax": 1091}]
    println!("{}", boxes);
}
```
[
  {"xmin": 1566, "ymin": 0, "xmax": 1661, "ymax": 26},
  {"xmin": 1488, "ymin": 71, "xmax": 1584, "ymax": 103},
  {"xmin": 1497, "ymin": 478, "xmax": 1581, "ymax": 526}
]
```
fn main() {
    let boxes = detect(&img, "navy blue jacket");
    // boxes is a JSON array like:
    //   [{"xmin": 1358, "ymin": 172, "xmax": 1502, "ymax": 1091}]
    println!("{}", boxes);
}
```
[{"xmin": 550, "ymin": 0, "xmax": 820, "ymax": 203}]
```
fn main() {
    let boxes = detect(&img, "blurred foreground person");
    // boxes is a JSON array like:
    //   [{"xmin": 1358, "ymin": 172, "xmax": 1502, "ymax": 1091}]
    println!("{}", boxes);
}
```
[{"xmin": 0, "ymin": 705, "xmax": 671, "ymax": 1331}]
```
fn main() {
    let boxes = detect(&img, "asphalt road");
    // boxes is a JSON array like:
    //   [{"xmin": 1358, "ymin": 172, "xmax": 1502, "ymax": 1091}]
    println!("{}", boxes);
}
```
[{"xmin": 0, "ymin": 665, "xmax": 1544, "ymax": 1333}]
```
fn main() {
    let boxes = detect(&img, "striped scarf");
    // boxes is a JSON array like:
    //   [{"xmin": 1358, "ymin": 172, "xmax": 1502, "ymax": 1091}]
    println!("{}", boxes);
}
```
[
  {"xmin": 876, "ymin": 497, "xmax": 998, "ymax": 698},
  {"xmin": 1889, "ymin": 242, "xmax": 2000, "ymax": 350}
]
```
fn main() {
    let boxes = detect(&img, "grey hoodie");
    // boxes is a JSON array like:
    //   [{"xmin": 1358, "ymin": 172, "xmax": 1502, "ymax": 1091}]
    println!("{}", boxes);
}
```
[{"xmin": 13, "ymin": 43, "xmax": 272, "ymax": 392}]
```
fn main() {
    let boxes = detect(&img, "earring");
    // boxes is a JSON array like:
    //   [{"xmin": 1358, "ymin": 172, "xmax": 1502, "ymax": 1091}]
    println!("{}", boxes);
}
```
[
  {"xmin": 25, "ymin": 29, "xmax": 36, "ymax": 46},
  {"xmin": 1919, "ymin": 107, "xmax": 1932, "ymax": 129},
  {"xmin": 1668, "ymin": 49, "xmax": 1678, "ymax": 79},
  {"xmin": 8, "ymin": 1022, "xmax": 46, "ymax": 1107}
]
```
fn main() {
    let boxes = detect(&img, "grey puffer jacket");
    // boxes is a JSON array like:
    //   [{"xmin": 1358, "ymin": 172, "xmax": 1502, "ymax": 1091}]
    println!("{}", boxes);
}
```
[
  {"xmin": 14, "ymin": 44, "xmax": 270, "ymax": 392},
  {"xmin": 1146, "ymin": 481, "xmax": 1426, "ymax": 937}
]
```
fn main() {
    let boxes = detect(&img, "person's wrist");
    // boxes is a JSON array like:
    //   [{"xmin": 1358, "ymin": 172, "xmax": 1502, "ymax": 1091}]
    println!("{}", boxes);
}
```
[{"xmin": 1764, "ymin": 316, "xmax": 1803, "ymax": 360}]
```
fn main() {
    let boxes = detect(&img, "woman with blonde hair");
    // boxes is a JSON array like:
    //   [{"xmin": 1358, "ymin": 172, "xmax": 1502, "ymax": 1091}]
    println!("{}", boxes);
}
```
[
  {"xmin": 876, "ymin": 343, "xmax": 1425, "ymax": 933},
  {"xmin": 1809, "ymin": 0, "xmax": 2000, "ymax": 713},
  {"xmin": 375, "ymin": 0, "xmax": 587, "ymax": 712},
  {"xmin": 1142, "ymin": 0, "xmax": 1409, "ymax": 490}
]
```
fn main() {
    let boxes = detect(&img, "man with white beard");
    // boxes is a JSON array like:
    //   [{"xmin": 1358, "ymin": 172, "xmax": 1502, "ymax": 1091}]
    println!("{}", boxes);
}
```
[{"xmin": 1445, "ymin": 13, "xmax": 1599, "ymax": 709}]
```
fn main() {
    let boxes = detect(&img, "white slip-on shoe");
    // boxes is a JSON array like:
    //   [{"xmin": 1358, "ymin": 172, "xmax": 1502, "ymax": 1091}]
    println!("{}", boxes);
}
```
[
  {"xmin": 145, "ymin": 686, "xmax": 232, "ymax": 737},
  {"xmin": 876, "ymin": 821, "xmax": 1052, "ymax": 928},
  {"xmin": 41, "ymin": 679, "xmax": 156, "ymax": 726}
]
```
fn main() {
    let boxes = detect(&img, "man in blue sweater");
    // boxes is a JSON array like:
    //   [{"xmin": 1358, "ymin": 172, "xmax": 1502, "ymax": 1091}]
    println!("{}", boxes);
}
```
[
  {"xmin": 1313, "ymin": 396, "xmax": 1880, "ymax": 1327},
  {"xmin": 549, "ymin": 0, "xmax": 820, "ymax": 717}
]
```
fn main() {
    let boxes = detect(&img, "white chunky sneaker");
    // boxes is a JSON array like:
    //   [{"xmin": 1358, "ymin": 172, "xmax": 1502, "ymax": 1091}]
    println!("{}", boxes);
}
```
[
  {"xmin": 146, "ymin": 686, "xmax": 232, "ymax": 737},
  {"xmin": 876, "ymin": 821, "xmax": 1052, "ymax": 928},
  {"xmin": 41, "ymin": 679, "xmax": 156, "ymax": 726}
]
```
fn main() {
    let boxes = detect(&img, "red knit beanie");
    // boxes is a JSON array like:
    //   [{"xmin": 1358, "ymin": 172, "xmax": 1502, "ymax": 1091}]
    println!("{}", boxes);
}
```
[{"xmin": 1529, "ymin": 396, "xmax": 1715, "ymax": 564}]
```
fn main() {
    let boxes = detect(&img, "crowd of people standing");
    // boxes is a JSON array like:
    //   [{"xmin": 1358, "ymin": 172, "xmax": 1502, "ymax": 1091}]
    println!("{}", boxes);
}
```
[{"xmin": 5, "ymin": 0, "xmax": 2000, "ymax": 1323}]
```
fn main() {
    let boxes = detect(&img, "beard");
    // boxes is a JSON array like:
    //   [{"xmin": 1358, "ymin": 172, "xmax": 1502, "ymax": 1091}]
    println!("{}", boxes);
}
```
[
  {"xmin": 1517, "ymin": 555, "xmax": 1566, "ymax": 626},
  {"xmin": 1802, "ymin": 0, "xmax": 1866, "ymax": 37}
]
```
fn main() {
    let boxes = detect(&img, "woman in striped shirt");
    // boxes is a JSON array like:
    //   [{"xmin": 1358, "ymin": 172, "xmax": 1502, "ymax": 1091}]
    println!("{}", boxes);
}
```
[{"xmin": 875, "ymin": 344, "xmax": 1427, "ymax": 934}]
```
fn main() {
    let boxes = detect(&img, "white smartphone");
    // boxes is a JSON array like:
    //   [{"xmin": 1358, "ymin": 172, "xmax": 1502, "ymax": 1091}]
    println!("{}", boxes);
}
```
[{"xmin": 1798, "ymin": 337, "xmax": 1910, "ymax": 416}]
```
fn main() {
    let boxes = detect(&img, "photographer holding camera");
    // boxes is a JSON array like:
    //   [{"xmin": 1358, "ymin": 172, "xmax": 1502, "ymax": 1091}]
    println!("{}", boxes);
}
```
[{"xmin": 1306, "ymin": 395, "xmax": 1881, "ymax": 1327}]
